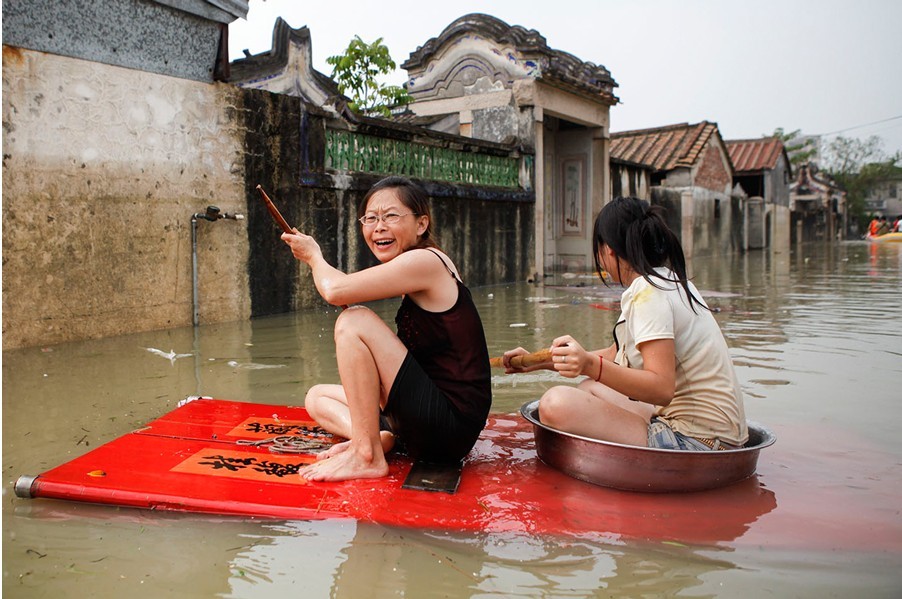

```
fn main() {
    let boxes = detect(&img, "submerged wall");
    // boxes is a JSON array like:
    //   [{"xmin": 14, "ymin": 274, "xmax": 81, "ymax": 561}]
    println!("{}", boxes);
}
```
[
  {"xmin": 241, "ymin": 95, "xmax": 535, "ymax": 318},
  {"xmin": 2, "ymin": 46, "xmax": 534, "ymax": 350},
  {"xmin": 2, "ymin": 47, "xmax": 251, "ymax": 350},
  {"xmin": 651, "ymin": 186, "xmax": 742, "ymax": 258}
]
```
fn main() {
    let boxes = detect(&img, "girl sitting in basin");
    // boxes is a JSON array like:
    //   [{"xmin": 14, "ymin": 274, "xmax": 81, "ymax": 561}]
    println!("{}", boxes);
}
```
[
  {"xmin": 281, "ymin": 176, "xmax": 492, "ymax": 481},
  {"xmin": 503, "ymin": 196, "xmax": 748, "ymax": 451}
]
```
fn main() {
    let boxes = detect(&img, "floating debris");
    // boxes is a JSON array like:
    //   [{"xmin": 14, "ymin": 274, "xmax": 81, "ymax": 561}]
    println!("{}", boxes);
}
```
[{"xmin": 226, "ymin": 361, "xmax": 287, "ymax": 370}]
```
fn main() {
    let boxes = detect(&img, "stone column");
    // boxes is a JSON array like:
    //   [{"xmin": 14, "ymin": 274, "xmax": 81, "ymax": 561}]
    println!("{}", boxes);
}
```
[
  {"xmin": 533, "ymin": 106, "xmax": 545, "ymax": 281},
  {"xmin": 680, "ymin": 189, "xmax": 695, "ymax": 258}
]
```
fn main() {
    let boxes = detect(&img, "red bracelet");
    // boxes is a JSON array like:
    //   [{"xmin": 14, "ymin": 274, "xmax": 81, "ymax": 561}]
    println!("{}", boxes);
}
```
[{"xmin": 595, "ymin": 356, "xmax": 604, "ymax": 381}]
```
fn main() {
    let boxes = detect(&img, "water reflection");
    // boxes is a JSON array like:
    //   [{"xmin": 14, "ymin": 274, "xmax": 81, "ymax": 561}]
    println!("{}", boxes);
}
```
[
  {"xmin": 224, "ymin": 517, "xmax": 767, "ymax": 598},
  {"xmin": 4, "ymin": 241, "xmax": 902, "ymax": 598}
]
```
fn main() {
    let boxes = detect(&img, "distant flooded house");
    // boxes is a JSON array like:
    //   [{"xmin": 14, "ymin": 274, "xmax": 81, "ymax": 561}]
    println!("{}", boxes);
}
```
[
  {"xmin": 863, "ymin": 168, "xmax": 902, "ymax": 221},
  {"xmin": 790, "ymin": 163, "xmax": 847, "ymax": 242},
  {"xmin": 726, "ymin": 137, "xmax": 792, "ymax": 250},
  {"xmin": 610, "ymin": 121, "xmax": 741, "ymax": 256}
]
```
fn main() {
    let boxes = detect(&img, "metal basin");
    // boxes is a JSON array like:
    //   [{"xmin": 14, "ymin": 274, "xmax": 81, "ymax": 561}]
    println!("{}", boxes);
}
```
[{"xmin": 520, "ymin": 400, "xmax": 776, "ymax": 493}]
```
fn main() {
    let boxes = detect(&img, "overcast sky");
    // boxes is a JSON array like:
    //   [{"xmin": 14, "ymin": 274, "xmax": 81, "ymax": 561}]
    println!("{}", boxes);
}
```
[{"xmin": 229, "ymin": 0, "xmax": 902, "ymax": 156}]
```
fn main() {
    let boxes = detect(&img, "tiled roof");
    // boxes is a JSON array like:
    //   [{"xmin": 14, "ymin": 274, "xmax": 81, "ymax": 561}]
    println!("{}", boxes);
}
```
[
  {"xmin": 610, "ymin": 122, "xmax": 721, "ymax": 172},
  {"xmin": 726, "ymin": 138, "xmax": 787, "ymax": 173}
]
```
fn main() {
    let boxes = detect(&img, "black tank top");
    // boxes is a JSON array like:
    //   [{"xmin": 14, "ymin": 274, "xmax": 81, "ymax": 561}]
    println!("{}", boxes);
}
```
[{"xmin": 395, "ymin": 250, "xmax": 492, "ymax": 426}]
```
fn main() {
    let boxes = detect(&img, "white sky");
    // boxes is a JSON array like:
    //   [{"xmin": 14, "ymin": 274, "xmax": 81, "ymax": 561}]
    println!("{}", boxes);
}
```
[{"xmin": 229, "ymin": 0, "xmax": 902, "ymax": 156}]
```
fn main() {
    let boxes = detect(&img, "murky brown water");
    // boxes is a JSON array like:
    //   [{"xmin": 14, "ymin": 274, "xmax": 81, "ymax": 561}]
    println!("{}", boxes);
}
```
[{"xmin": 4, "ymin": 241, "xmax": 902, "ymax": 598}]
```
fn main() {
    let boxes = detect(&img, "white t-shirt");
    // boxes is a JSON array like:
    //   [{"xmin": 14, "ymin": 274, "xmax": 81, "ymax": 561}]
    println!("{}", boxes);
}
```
[{"xmin": 615, "ymin": 268, "xmax": 748, "ymax": 445}]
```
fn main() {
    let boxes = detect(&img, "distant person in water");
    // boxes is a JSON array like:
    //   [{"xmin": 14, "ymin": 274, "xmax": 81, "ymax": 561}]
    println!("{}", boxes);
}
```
[
  {"xmin": 281, "ymin": 176, "xmax": 492, "ymax": 481},
  {"xmin": 868, "ymin": 216, "xmax": 881, "ymax": 237},
  {"xmin": 503, "ymin": 196, "xmax": 748, "ymax": 451}
]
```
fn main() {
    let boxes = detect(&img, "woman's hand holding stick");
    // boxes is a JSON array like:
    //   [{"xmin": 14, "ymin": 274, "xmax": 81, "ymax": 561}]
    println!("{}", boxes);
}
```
[
  {"xmin": 489, "ymin": 348, "xmax": 552, "ymax": 369},
  {"xmin": 259, "ymin": 185, "xmax": 349, "ymax": 310}
]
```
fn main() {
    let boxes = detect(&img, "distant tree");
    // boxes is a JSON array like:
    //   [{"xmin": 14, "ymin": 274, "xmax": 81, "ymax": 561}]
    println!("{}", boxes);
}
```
[
  {"xmin": 327, "ymin": 36, "xmax": 411, "ymax": 117},
  {"xmin": 821, "ymin": 135, "xmax": 902, "ymax": 231},
  {"xmin": 769, "ymin": 128, "xmax": 817, "ymax": 166}
]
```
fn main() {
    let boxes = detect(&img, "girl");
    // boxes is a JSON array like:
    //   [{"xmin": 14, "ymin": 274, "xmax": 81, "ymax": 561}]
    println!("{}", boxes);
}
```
[
  {"xmin": 504, "ymin": 196, "xmax": 747, "ymax": 451},
  {"xmin": 281, "ymin": 176, "xmax": 492, "ymax": 481}
]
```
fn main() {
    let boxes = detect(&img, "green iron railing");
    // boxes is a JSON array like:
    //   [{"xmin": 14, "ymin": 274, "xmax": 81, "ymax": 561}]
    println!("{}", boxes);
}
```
[{"xmin": 325, "ymin": 129, "xmax": 525, "ymax": 189}]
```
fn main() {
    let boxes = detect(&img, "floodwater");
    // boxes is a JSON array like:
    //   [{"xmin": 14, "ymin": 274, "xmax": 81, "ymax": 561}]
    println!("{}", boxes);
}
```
[{"xmin": 3, "ymin": 241, "xmax": 901, "ymax": 598}]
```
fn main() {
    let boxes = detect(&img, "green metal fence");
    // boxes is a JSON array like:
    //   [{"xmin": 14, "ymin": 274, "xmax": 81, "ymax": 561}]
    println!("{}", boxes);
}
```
[{"xmin": 325, "ymin": 129, "xmax": 524, "ymax": 189}]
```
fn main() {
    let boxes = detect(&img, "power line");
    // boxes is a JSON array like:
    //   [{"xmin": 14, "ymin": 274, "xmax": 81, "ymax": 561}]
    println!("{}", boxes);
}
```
[{"xmin": 820, "ymin": 115, "xmax": 902, "ymax": 136}]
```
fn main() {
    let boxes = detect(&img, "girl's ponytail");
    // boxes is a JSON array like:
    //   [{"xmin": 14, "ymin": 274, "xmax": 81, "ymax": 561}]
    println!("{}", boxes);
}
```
[{"xmin": 593, "ymin": 197, "xmax": 706, "ymax": 312}]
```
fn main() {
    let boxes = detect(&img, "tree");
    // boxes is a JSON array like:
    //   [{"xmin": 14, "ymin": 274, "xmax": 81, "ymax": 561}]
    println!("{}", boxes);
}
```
[
  {"xmin": 769, "ymin": 128, "xmax": 818, "ymax": 166},
  {"xmin": 327, "ymin": 36, "xmax": 412, "ymax": 117},
  {"xmin": 821, "ymin": 135, "xmax": 901, "ymax": 231}
]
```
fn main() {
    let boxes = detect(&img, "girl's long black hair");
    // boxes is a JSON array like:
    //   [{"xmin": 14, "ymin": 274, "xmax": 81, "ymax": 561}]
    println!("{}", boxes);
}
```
[{"xmin": 592, "ymin": 196, "xmax": 706, "ymax": 312}]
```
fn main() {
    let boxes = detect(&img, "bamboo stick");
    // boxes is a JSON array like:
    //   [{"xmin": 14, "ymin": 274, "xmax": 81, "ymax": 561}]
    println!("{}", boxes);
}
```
[
  {"xmin": 489, "ymin": 348, "xmax": 552, "ymax": 369},
  {"xmin": 256, "ymin": 185, "xmax": 293, "ymax": 233}
]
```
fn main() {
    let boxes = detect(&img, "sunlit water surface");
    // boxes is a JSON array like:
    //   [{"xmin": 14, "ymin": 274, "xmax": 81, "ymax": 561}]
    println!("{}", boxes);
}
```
[{"xmin": 3, "ymin": 241, "xmax": 901, "ymax": 598}]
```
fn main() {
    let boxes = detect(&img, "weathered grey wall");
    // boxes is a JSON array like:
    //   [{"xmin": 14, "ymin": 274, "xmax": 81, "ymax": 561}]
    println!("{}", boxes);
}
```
[
  {"xmin": 3, "ymin": 46, "xmax": 535, "ymax": 350},
  {"xmin": 747, "ymin": 197, "xmax": 766, "ymax": 250},
  {"xmin": 1, "ymin": 0, "xmax": 225, "ymax": 82},
  {"xmin": 650, "ymin": 187, "xmax": 741, "ymax": 258},
  {"xmin": 2, "ymin": 47, "xmax": 250, "ymax": 349},
  {"xmin": 611, "ymin": 162, "xmax": 650, "ymax": 200},
  {"xmin": 236, "ymin": 91, "xmax": 534, "ymax": 318}
]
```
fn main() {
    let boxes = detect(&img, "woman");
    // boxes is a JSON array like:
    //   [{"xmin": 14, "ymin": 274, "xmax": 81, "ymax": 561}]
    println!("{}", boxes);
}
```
[
  {"xmin": 281, "ymin": 176, "xmax": 491, "ymax": 481},
  {"xmin": 503, "ymin": 196, "xmax": 747, "ymax": 451}
]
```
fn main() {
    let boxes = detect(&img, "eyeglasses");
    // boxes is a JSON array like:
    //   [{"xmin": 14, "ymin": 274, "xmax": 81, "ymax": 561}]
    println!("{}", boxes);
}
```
[{"xmin": 358, "ymin": 213, "xmax": 417, "ymax": 227}]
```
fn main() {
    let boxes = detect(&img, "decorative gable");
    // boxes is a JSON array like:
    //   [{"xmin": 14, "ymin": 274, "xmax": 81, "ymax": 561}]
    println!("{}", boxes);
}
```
[
  {"xmin": 402, "ymin": 13, "xmax": 617, "ymax": 105},
  {"xmin": 229, "ymin": 18, "xmax": 344, "ymax": 114}
]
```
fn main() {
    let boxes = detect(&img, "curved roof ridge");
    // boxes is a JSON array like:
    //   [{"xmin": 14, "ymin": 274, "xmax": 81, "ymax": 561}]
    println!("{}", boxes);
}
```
[{"xmin": 401, "ymin": 13, "xmax": 617, "ymax": 102}]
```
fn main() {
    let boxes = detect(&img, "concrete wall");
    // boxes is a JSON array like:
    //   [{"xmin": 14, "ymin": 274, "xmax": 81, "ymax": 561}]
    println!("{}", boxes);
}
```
[
  {"xmin": 747, "ymin": 197, "xmax": 766, "ymax": 250},
  {"xmin": 240, "ymin": 97, "xmax": 535, "ymax": 318},
  {"xmin": 2, "ymin": 47, "xmax": 250, "ymax": 350},
  {"xmin": 3, "ymin": 46, "xmax": 535, "ymax": 350},
  {"xmin": 611, "ymin": 162, "xmax": 651, "ymax": 200},
  {"xmin": 1, "ymin": 0, "xmax": 226, "ymax": 83},
  {"xmin": 651, "ymin": 186, "xmax": 740, "ymax": 258}
]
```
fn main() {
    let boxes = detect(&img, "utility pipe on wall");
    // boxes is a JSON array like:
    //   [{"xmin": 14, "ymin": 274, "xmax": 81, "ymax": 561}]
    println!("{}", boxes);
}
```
[{"xmin": 191, "ymin": 206, "xmax": 244, "ymax": 327}]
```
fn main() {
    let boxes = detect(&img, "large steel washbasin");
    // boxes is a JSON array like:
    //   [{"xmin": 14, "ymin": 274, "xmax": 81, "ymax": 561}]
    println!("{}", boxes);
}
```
[{"xmin": 520, "ymin": 400, "xmax": 775, "ymax": 493}]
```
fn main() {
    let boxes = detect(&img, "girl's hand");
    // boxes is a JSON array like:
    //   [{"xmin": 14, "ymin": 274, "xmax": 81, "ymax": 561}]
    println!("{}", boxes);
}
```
[
  {"xmin": 281, "ymin": 229, "xmax": 322, "ymax": 264},
  {"xmin": 551, "ymin": 335, "xmax": 593, "ymax": 378},
  {"xmin": 502, "ymin": 347, "xmax": 530, "ymax": 374}
]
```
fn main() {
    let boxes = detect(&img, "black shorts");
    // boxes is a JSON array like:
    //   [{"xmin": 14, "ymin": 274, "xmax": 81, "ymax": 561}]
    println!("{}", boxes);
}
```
[{"xmin": 383, "ymin": 353, "xmax": 484, "ymax": 463}]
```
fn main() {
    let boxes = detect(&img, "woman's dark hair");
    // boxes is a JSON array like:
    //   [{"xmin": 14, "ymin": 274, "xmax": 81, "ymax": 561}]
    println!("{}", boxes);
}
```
[
  {"xmin": 592, "ymin": 196, "xmax": 705, "ymax": 312},
  {"xmin": 359, "ymin": 176, "xmax": 440, "ymax": 251}
]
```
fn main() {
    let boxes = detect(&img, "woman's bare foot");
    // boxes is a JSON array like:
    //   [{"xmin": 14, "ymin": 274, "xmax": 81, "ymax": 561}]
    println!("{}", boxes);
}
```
[
  {"xmin": 300, "ymin": 444, "xmax": 389, "ymax": 482},
  {"xmin": 316, "ymin": 431, "xmax": 394, "ymax": 461},
  {"xmin": 316, "ymin": 440, "xmax": 350, "ymax": 461}
]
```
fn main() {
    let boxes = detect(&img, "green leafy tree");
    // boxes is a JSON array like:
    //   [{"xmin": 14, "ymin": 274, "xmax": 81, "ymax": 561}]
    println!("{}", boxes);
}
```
[
  {"xmin": 327, "ymin": 36, "xmax": 412, "ymax": 117},
  {"xmin": 822, "ymin": 135, "xmax": 901, "ymax": 231},
  {"xmin": 769, "ymin": 128, "xmax": 817, "ymax": 166}
]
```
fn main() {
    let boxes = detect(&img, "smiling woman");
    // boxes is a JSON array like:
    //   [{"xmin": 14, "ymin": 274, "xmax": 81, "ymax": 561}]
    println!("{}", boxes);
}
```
[{"xmin": 279, "ymin": 176, "xmax": 492, "ymax": 482}]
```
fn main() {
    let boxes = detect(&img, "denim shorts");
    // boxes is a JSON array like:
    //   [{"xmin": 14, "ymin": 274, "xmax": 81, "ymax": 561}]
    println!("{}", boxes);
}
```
[{"xmin": 647, "ymin": 417, "xmax": 712, "ymax": 451}]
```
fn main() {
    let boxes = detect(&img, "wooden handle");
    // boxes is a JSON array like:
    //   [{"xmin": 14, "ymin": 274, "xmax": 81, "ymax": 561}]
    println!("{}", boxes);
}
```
[
  {"xmin": 489, "ymin": 348, "xmax": 552, "ymax": 369},
  {"xmin": 256, "ymin": 185, "xmax": 293, "ymax": 234}
]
